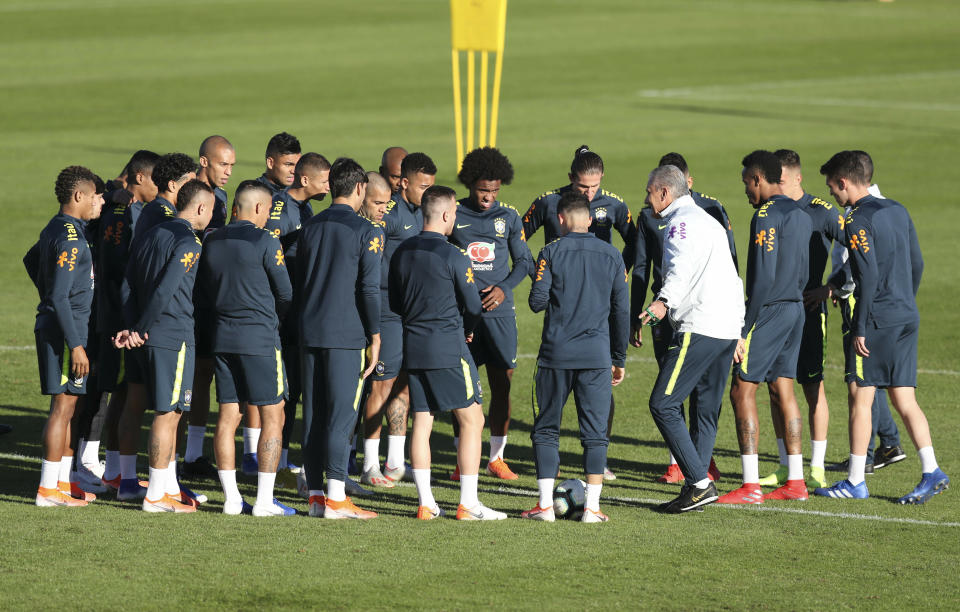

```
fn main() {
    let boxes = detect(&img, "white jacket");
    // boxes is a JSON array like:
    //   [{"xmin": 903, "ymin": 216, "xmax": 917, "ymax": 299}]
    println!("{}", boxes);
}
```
[{"xmin": 657, "ymin": 194, "xmax": 745, "ymax": 340}]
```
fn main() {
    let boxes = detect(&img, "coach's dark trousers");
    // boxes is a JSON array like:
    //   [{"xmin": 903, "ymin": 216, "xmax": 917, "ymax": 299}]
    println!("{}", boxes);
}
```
[
  {"xmin": 649, "ymin": 332, "xmax": 736, "ymax": 483},
  {"xmin": 301, "ymin": 347, "xmax": 365, "ymax": 491},
  {"xmin": 531, "ymin": 366, "xmax": 611, "ymax": 478}
]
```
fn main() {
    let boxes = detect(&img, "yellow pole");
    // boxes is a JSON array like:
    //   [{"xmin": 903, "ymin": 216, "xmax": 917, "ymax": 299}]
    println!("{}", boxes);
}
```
[
  {"xmin": 490, "ymin": 49, "xmax": 504, "ymax": 147},
  {"xmin": 479, "ymin": 51, "xmax": 488, "ymax": 147},
  {"xmin": 451, "ymin": 49, "xmax": 463, "ymax": 169},
  {"xmin": 466, "ymin": 51, "xmax": 475, "ymax": 153}
]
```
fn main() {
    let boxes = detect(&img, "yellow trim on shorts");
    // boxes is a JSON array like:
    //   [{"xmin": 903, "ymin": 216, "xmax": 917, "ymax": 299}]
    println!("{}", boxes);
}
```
[
  {"xmin": 741, "ymin": 326, "xmax": 755, "ymax": 375},
  {"xmin": 170, "ymin": 342, "xmax": 186, "ymax": 406},
  {"xmin": 848, "ymin": 296, "xmax": 864, "ymax": 380},
  {"xmin": 60, "ymin": 340, "xmax": 70, "ymax": 385},
  {"xmin": 275, "ymin": 348, "xmax": 284, "ymax": 397},
  {"xmin": 352, "ymin": 349, "xmax": 366, "ymax": 411},
  {"xmin": 665, "ymin": 332, "xmax": 691, "ymax": 395},
  {"xmin": 820, "ymin": 311, "xmax": 827, "ymax": 371},
  {"xmin": 461, "ymin": 358, "xmax": 474, "ymax": 401}
]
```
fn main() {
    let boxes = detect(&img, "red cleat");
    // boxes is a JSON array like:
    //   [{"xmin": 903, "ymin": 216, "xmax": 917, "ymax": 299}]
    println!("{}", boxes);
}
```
[
  {"xmin": 450, "ymin": 465, "xmax": 460, "ymax": 481},
  {"xmin": 708, "ymin": 458, "xmax": 721, "ymax": 482},
  {"xmin": 764, "ymin": 479, "xmax": 809, "ymax": 501},
  {"xmin": 59, "ymin": 481, "xmax": 96, "ymax": 502},
  {"xmin": 717, "ymin": 483, "xmax": 764, "ymax": 504},
  {"xmin": 657, "ymin": 463, "xmax": 684, "ymax": 484}
]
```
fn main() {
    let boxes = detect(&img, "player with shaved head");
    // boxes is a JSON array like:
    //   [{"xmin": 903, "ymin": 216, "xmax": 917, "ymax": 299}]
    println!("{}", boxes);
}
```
[
  {"xmin": 379, "ymin": 146, "xmax": 408, "ymax": 194},
  {"xmin": 360, "ymin": 171, "xmax": 391, "ymax": 224}
]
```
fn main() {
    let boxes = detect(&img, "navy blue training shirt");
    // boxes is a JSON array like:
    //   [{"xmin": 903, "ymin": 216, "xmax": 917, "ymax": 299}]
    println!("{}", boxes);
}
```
[
  {"xmin": 844, "ymin": 195, "xmax": 923, "ymax": 336},
  {"xmin": 295, "ymin": 203, "xmax": 383, "ymax": 350},
  {"xmin": 198, "ymin": 220, "xmax": 292, "ymax": 355},
  {"xmin": 133, "ymin": 196, "xmax": 176, "ymax": 243},
  {"xmin": 96, "ymin": 189, "xmax": 135, "ymax": 334},
  {"xmin": 529, "ymin": 232, "xmax": 630, "ymax": 369},
  {"xmin": 448, "ymin": 198, "xmax": 534, "ymax": 319},
  {"xmin": 796, "ymin": 192, "xmax": 846, "ymax": 291},
  {"xmin": 389, "ymin": 231, "xmax": 482, "ymax": 370},
  {"xmin": 742, "ymin": 194, "xmax": 812, "ymax": 336},
  {"xmin": 380, "ymin": 191, "xmax": 423, "ymax": 319},
  {"xmin": 122, "ymin": 217, "xmax": 202, "ymax": 350}
]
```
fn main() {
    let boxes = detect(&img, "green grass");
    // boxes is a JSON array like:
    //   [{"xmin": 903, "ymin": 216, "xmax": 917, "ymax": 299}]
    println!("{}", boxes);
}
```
[{"xmin": 2, "ymin": 0, "xmax": 960, "ymax": 609}]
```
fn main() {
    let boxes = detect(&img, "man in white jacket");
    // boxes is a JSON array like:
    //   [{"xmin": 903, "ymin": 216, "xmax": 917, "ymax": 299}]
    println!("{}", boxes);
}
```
[{"xmin": 639, "ymin": 165, "xmax": 745, "ymax": 513}]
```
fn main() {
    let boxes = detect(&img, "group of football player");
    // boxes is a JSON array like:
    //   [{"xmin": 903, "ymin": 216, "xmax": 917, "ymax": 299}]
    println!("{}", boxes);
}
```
[{"xmin": 24, "ymin": 133, "xmax": 947, "ymax": 521}]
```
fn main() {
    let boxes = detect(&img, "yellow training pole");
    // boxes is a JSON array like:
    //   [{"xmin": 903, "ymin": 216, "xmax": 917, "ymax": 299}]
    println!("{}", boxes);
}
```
[
  {"xmin": 466, "ymin": 51, "xmax": 475, "ymax": 153},
  {"xmin": 451, "ymin": 49, "xmax": 464, "ymax": 168},
  {"xmin": 479, "ymin": 51, "xmax": 488, "ymax": 147},
  {"xmin": 490, "ymin": 49, "xmax": 504, "ymax": 147}
]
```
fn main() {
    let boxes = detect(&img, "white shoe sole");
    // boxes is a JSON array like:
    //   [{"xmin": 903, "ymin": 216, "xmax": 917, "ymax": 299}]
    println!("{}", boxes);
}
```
[{"xmin": 251, "ymin": 504, "xmax": 289, "ymax": 517}]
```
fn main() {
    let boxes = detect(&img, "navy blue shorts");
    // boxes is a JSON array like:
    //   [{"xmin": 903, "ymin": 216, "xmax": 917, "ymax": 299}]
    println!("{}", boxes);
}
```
[
  {"xmin": 35, "ymin": 329, "xmax": 87, "ymax": 396},
  {"xmin": 408, "ymin": 352, "xmax": 482, "ymax": 414},
  {"xmin": 194, "ymin": 316, "xmax": 214, "ymax": 360},
  {"xmin": 125, "ymin": 346, "xmax": 145, "ymax": 385},
  {"xmin": 849, "ymin": 320, "xmax": 918, "ymax": 389},
  {"xmin": 468, "ymin": 315, "xmax": 518, "ymax": 370},
  {"xmin": 736, "ymin": 301, "xmax": 804, "ymax": 383},
  {"xmin": 796, "ymin": 302, "xmax": 828, "ymax": 385},
  {"xmin": 215, "ymin": 348, "xmax": 288, "ymax": 405},
  {"xmin": 97, "ymin": 335, "xmax": 124, "ymax": 392},
  {"xmin": 371, "ymin": 316, "xmax": 403, "ymax": 381},
  {"xmin": 140, "ymin": 343, "xmax": 195, "ymax": 413}
]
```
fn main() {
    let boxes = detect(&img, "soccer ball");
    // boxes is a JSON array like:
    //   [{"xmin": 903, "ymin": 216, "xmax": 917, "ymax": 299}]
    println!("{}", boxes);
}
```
[{"xmin": 553, "ymin": 479, "xmax": 586, "ymax": 520}]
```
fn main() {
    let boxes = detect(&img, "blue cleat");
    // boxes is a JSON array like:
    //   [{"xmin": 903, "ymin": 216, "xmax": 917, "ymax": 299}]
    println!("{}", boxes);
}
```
[
  {"xmin": 223, "ymin": 498, "xmax": 253, "ymax": 515},
  {"xmin": 898, "ymin": 468, "xmax": 950, "ymax": 505},
  {"xmin": 272, "ymin": 498, "xmax": 296, "ymax": 516},
  {"xmin": 241, "ymin": 453, "xmax": 258, "ymax": 476},
  {"xmin": 179, "ymin": 484, "xmax": 207, "ymax": 505},
  {"xmin": 116, "ymin": 477, "xmax": 148, "ymax": 501},
  {"xmin": 813, "ymin": 479, "xmax": 869, "ymax": 499}
]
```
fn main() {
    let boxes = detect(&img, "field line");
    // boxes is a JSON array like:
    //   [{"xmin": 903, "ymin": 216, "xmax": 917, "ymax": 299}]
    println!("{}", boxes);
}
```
[
  {"xmin": 0, "ymin": 346, "xmax": 33, "ymax": 351},
  {"xmin": 489, "ymin": 485, "xmax": 960, "ymax": 528}
]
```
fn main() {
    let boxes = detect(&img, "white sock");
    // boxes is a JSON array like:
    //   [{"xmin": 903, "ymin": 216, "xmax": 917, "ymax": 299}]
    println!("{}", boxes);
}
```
[
  {"xmin": 669, "ymin": 452, "xmax": 678, "ymax": 466},
  {"xmin": 120, "ymin": 454, "xmax": 137, "ymax": 480},
  {"xmin": 363, "ymin": 438, "xmax": 380, "ymax": 472},
  {"xmin": 585, "ymin": 482, "xmax": 602, "ymax": 512},
  {"xmin": 78, "ymin": 439, "xmax": 88, "ymax": 463},
  {"xmin": 537, "ymin": 478, "xmax": 555, "ymax": 509},
  {"xmin": 692, "ymin": 477, "xmax": 711, "ymax": 489},
  {"xmin": 218, "ymin": 469, "xmax": 241, "ymax": 504},
  {"xmin": 810, "ymin": 439, "xmax": 827, "ymax": 469},
  {"xmin": 742, "ymin": 454, "xmax": 760, "ymax": 484},
  {"xmin": 256, "ymin": 471, "xmax": 277, "ymax": 507},
  {"xmin": 326, "ymin": 479, "xmax": 346, "ymax": 502},
  {"xmin": 488, "ymin": 435, "xmax": 507, "ymax": 462},
  {"xmin": 776, "ymin": 438, "xmax": 787, "ymax": 466},
  {"xmin": 453, "ymin": 436, "xmax": 460, "ymax": 450},
  {"xmin": 59, "ymin": 456, "xmax": 72, "ymax": 483},
  {"xmin": 280, "ymin": 448, "xmax": 289, "ymax": 468},
  {"xmin": 412, "ymin": 468, "xmax": 436, "ymax": 509},
  {"xmin": 847, "ymin": 454, "xmax": 867, "ymax": 485},
  {"xmin": 386, "ymin": 435, "xmax": 405, "ymax": 470},
  {"xmin": 104, "ymin": 450, "xmax": 120, "ymax": 480},
  {"xmin": 459, "ymin": 473, "xmax": 479, "ymax": 508},
  {"xmin": 39, "ymin": 459, "xmax": 60, "ymax": 489},
  {"xmin": 243, "ymin": 427, "xmax": 260, "ymax": 456},
  {"xmin": 184, "ymin": 425, "xmax": 206, "ymax": 463},
  {"xmin": 787, "ymin": 454, "xmax": 803, "ymax": 481},
  {"xmin": 918, "ymin": 446, "xmax": 939, "ymax": 473},
  {"xmin": 146, "ymin": 466, "xmax": 166, "ymax": 500},
  {"xmin": 164, "ymin": 461, "xmax": 180, "ymax": 496}
]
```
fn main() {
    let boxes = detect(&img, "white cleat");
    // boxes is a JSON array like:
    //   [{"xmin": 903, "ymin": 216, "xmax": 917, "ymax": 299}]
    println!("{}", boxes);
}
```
[
  {"xmin": 456, "ymin": 502, "xmax": 508, "ymax": 521},
  {"xmin": 581, "ymin": 508, "xmax": 610, "ymax": 523}
]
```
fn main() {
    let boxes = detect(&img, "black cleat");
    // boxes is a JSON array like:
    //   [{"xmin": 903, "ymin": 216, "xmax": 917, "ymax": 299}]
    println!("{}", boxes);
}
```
[
  {"xmin": 873, "ymin": 445, "xmax": 906, "ymax": 470},
  {"xmin": 829, "ymin": 459, "xmax": 874, "ymax": 475},
  {"xmin": 180, "ymin": 456, "xmax": 219, "ymax": 481},
  {"xmin": 661, "ymin": 482, "xmax": 718, "ymax": 513}
]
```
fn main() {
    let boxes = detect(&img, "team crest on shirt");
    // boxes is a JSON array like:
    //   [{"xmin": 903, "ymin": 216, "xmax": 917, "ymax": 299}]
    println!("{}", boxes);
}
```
[
  {"xmin": 184, "ymin": 390, "xmax": 192, "ymax": 406},
  {"xmin": 493, "ymin": 217, "xmax": 506, "ymax": 237},
  {"xmin": 375, "ymin": 361, "xmax": 385, "ymax": 376},
  {"xmin": 595, "ymin": 207, "xmax": 607, "ymax": 221}
]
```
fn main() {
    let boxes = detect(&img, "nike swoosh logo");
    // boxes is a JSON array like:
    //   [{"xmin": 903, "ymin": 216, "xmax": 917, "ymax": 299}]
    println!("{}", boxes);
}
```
[
  {"xmin": 404, "ymin": 224, "xmax": 413, "ymax": 230},
  {"xmin": 658, "ymin": 224, "xmax": 668, "ymax": 230},
  {"xmin": 456, "ymin": 224, "xmax": 471, "ymax": 229}
]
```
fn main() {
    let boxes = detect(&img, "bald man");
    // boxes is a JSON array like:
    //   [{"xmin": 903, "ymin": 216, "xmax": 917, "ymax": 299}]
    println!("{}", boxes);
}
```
[
  {"xmin": 379, "ymin": 147, "xmax": 407, "ymax": 193},
  {"xmin": 360, "ymin": 172, "xmax": 391, "ymax": 224},
  {"xmin": 197, "ymin": 135, "xmax": 236, "ymax": 235},
  {"xmin": 200, "ymin": 180, "xmax": 293, "ymax": 516}
]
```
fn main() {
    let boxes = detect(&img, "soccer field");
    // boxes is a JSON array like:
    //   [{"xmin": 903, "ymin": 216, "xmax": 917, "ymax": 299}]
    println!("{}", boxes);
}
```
[{"xmin": 2, "ymin": 0, "xmax": 959, "ymax": 609}]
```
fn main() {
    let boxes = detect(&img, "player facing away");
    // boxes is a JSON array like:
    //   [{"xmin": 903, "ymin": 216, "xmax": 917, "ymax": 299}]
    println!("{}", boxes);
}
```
[
  {"xmin": 181, "ymin": 135, "xmax": 237, "ymax": 483},
  {"xmin": 296, "ymin": 158, "xmax": 382, "ymax": 519},
  {"xmin": 116, "ymin": 179, "xmax": 214, "ymax": 512},
  {"xmin": 718, "ymin": 150, "xmax": 812, "ymax": 505},
  {"xmin": 755, "ymin": 150, "xmax": 846, "ymax": 489},
  {"xmin": 522, "ymin": 191, "xmax": 630, "ymax": 523},
  {"xmin": 814, "ymin": 152, "xmax": 948, "ymax": 503},
  {"xmin": 134, "ymin": 153, "xmax": 198, "ymax": 239},
  {"xmin": 523, "ymin": 145, "xmax": 634, "ymax": 481},
  {"xmin": 632, "ymin": 152, "xmax": 737, "ymax": 484},
  {"xmin": 362, "ymin": 153, "xmax": 436, "ymax": 485},
  {"xmin": 199, "ymin": 181, "xmax": 294, "ymax": 516},
  {"xmin": 447, "ymin": 147, "xmax": 534, "ymax": 481},
  {"xmin": 389, "ymin": 186, "xmax": 507, "ymax": 521},
  {"xmin": 379, "ymin": 146, "xmax": 408, "ymax": 194},
  {"xmin": 638, "ymin": 166, "xmax": 744, "ymax": 513},
  {"xmin": 26, "ymin": 166, "xmax": 103, "ymax": 506}
]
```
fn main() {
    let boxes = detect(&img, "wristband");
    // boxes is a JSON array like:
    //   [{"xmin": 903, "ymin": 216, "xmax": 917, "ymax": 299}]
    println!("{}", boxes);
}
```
[{"xmin": 644, "ymin": 307, "xmax": 660, "ymax": 327}]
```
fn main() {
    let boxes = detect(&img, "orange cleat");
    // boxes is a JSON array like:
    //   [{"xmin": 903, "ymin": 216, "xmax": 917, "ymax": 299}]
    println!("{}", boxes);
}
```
[
  {"xmin": 717, "ymin": 483, "xmax": 764, "ymax": 504},
  {"xmin": 581, "ymin": 507, "xmax": 609, "ymax": 523},
  {"xmin": 59, "ymin": 481, "xmax": 96, "ymax": 502},
  {"xmin": 708, "ymin": 458, "xmax": 721, "ymax": 481},
  {"xmin": 142, "ymin": 493, "xmax": 197, "ymax": 513},
  {"xmin": 36, "ymin": 486, "xmax": 88, "ymax": 507},
  {"xmin": 764, "ymin": 479, "xmax": 809, "ymax": 501},
  {"xmin": 416, "ymin": 505, "xmax": 445, "ymax": 520},
  {"xmin": 486, "ymin": 458, "xmax": 519, "ymax": 480},
  {"xmin": 520, "ymin": 504, "xmax": 556, "ymax": 522},
  {"xmin": 657, "ymin": 463, "xmax": 684, "ymax": 484},
  {"xmin": 324, "ymin": 497, "xmax": 377, "ymax": 520},
  {"xmin": 308, "ymin": 494, "xmax": 326, "ymax": 517}
]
